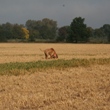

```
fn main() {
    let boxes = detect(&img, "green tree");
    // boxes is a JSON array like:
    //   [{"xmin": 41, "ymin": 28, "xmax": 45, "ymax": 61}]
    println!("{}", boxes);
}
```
[
  {"xmin": 90, "ymin": 28, "xmax": 107, "ymax": 43},
  {"xmin": 0, "ymin": 23, "xmax": 26, "ymax": 41},
  {"xmin": 41, "ymin": 18, "xmax": 57, "ymax": 39},
  {"xmin": 25, "ymin": 18, "xmax": 57, "ymax": 41},
  {"xmin": 29, "ymin": 30, "xmax": 40, "ymax": 41},
  {"xmin": 1, "ymin": 22, "xmax": 13, "ymax": 39},
  {"xmin": 57, "ymin": 26, "xmax": 70, "ymax": 42},
  {"xmin": 0, "ymin": 25, "xmax": 7, "ymax": 42},
  {"xmin": 26, "ymin": 20, "xmax": 41, "ymax": 40},
  {"xmin": 69, "ymin": 17, "xmax": 89, "ymax": 43},
  {"xmin": 12, "ymin": 24, "xmax": 24, "ymax": 39},
  {"xmin": 90, "ymin": 24, "xmax": 110, "ymax": 43},
  {"xmin": 25, "ymin": 20, "xmax": 37, "ymax": 30},
  {"xmin": 101, "ymin": 24, "xmax": 110, "ymax": 42}
]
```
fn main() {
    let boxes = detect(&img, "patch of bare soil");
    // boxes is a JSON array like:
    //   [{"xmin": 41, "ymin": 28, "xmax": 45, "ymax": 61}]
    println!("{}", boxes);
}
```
[{"xmin": 0, "ymin": 65, "xmax": 110, "ymax": 110}]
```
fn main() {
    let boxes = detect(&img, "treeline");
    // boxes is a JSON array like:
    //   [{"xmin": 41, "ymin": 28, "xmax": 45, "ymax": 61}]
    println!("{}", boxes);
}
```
[
  {"xmin": 0, "ymin": 23, "xmax": 29, "ymax": 42},
  {"xmin": 0, "ymin": 17, "xmax": 110, "ymax": 43}
]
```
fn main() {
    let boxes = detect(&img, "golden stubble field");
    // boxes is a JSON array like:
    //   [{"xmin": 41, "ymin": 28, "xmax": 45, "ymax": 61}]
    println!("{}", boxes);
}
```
[
  {"xmin": 0, "ymin": 43, "xmax": 110, "ymax": 63},
  {"xmin": 0, "ymin": 43, "xmax": 110, "ymax": 110}
]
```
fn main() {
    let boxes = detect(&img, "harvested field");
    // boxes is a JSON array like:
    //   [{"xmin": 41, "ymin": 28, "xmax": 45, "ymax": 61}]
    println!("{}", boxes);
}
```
[
  {"xmin": 0, "ymin": 43, "xmax": 110, "ymax": 63},
  {"xmin": 0, "ymin": 65, "xmax": 110, "ymax": 110},
  {"xmin": 0, "ymin": 43, "xmax": 110, "ymax": 110}
]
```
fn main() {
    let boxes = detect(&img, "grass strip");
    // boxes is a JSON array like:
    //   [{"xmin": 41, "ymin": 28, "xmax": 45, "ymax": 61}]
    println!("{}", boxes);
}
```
[{"xmin": 0, "ymin": 58, "xmax": 110, "ymax": 75}]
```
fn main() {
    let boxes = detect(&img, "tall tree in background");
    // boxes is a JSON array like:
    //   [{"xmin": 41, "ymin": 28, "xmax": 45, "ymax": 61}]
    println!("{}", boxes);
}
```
[
  {"xmin": 1, "ymin": 22, "xmax": 13, "ymax": 39},
  {"xmin": 101, "ymin": 24, "xmax": 110, "ymax": 42},
  {"xmin": 25, "ymin": 18, "xmax": 57, "ymax": 40},
  {"xmin": 57, "ymin": 26, "xmax": 70, "ymax": 42},
  {"xmin": 25, "ymin": 20, "xmax": 40, "ymax": 41},
  {"xmin": 12, "ymin": 24, "xmax": 24, "ymax": 39},
  {"xmin": 41, "ymin": 18, "xmax": 57, "ymax": 39},
  {"xmin": 0, "ymin": 25, "xmax": 6, "ymax": 42},
  {"xmin": 69, "ymin": 17, "xmax": 89, "ymax": 43},
  {"xmin": 0, "ymin": 23, "xmax": 26, "ymax": 42}
]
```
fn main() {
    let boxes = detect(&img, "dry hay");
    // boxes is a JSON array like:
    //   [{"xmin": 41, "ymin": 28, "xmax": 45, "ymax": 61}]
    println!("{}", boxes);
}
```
[
  {"xmin": 0, "ymin": 65, "xmax": 110, "ymax": 110},
  {"xmin": 0, "ymin": 43, "xmax": 110, "ymax": 110},
  {"xmin": 0, "ymin": 43, "xmax": 110, "ymax": 63}
]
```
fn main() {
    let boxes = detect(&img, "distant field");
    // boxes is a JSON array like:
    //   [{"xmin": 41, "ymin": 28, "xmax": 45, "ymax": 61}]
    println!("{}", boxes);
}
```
[
  {"xmin": 0, "ymin": 43, "xmax": 110, "ymax": 63},
  {"xmin": 0, "ymin": 43, "xmax": 110, "ymax": 110}
]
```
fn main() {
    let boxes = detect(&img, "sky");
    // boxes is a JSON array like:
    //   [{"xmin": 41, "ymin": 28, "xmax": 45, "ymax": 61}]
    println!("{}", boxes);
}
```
[{"xmin": 0, "ymin": 0, "xmax": 110, "ymax": 28}]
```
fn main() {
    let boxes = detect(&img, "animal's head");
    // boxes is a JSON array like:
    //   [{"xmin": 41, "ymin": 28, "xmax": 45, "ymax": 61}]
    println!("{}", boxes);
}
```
[{"xmin": 52, "ymin": 53, "xmax": 58, "ymax": 58}]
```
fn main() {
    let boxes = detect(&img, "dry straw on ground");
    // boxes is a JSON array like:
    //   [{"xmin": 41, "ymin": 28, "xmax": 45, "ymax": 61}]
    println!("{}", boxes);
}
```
[
  {"xmin": 0, "ymin": 43, "xmax": 110, "ymax": 110},
  {"xmin": 0, "ymin": 43, "xmax": 110, "ymax": 63},
  {"xmin": 0, "ymin": 65, "xmax": 110, "ymax": 110}
]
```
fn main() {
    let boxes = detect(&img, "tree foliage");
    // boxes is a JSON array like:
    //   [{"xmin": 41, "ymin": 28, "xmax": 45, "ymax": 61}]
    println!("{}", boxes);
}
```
[
  {"xmin": 101, "ymin": 24, "xmax": 110, "ymax": 42},
  {"xmin": 57, "ymin": 26, "xmax": 70, "ymax": 42},
  {"xmin": 68, "ymin": 17, "xmax": 90, "ymax": 43},
  {"xmin": 25, "ymin": 18, "xmax": 57, "ymax": 40},
  {"xmin": 0, "ymin": 23, "xmax": 27, "ymax": 42},
  {"xmin": 22, "ymin": 28, "xmax": 29, "ymax": 39},
  {"xmin": 0, "ymin": 17, "xmax": 110, "ymax": 43},
  {"xmin": 89, "ymin": 24, "xmax": 110, "ymax": 43}
]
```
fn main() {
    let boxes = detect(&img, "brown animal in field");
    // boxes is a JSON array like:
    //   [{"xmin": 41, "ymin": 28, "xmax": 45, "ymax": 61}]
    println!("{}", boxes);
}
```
[{"xmin": 40, "ymin": 48, "xmax": 58, "ymax": 59}]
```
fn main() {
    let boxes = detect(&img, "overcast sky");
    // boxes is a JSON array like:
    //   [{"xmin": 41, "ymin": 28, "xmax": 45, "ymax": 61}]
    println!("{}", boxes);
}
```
[{"xmin": 0, "ymin": 0, "xmax": 110, "ymax": 28}]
